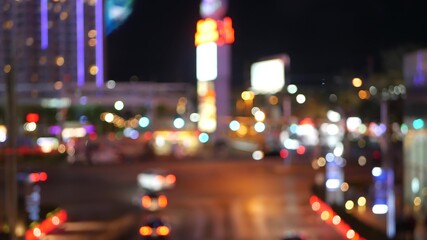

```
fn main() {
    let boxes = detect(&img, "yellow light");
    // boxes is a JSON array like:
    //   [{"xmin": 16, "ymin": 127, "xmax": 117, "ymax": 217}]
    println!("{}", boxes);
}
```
[
  {"xmin": 268, "ymin": 95, "xmax": 278, "ymax": 105},
  {"xmin": 87, "ymin": 0, "xmax": 96, "ymax": 6},
  {"xmin": 345, "ymin": 200, "xmax": 354, "ymax": 211},
  {"xmin": 357, "ymin": 197, "xmax": 366, "ymax": 207},
  {"xmin": 89, "ymin": 65, "xmax": 98, "ymax": 75},
  {"xmin": 58, "ymin": 144, "xmax": 66, "ymax": 153},
  {"xmin": 3, "ymin": 64, "xmax": 11, "ymax": 73},
  {"xmin": 236, "ymin": 125, "xmax": 248, "ymax": 137},
  {"xmin": 88, "ymin": 39, "xmax": 97, "ymax": 47},
  {"xmin": 104, "ymin": 113, "xmax": 114, "ymax": 123},
  {"xmin": 54, "ymin": 81, "xmax": 63, "ymax": 90},
  {"xmin": 56, "ymin": 56, "xmax": 64, "ymax": 66},
  {"xmin": 60, "ymin": 12, "xmax": 68, "ymax": 21},
  {"xmin": 352, "ymin": 78, "xmax": 362, "ymax": 88},
  {"xmin": 332, "ymin": 215, "xmax": 341, "ymax": 225},
  {"xmin": 317, "ymin": 157, "xmax": 326, "ymax": 167},
  {"xmin": 346, "ymin": 229, "xmax": 355, "ymax": 239},
  {"xmin": 88, "ymin": 29, "xmax": 96, "ymax": 38},
  {"xmin": 358, "ymin": 90, "xmax": 369, "ymax": 100},
  {"xmin": 241, "ymin": 91, "xmax": 255, "ymax": 101},
  {"xmin": 254, "ymin": 111, "xmax": 265, "ymax": 122},
  {"xmin": 311, "ymin": 202, "xmax": 320, "ymax": 211},
  {"xmin": 3, "ymin": 20, "xmax": 13, "ymax": 30},
  {"xmin": 320, "ymin": 210, "xmax": 330, "ymax": 221},
  {"xmin": 414, "ymin": 196, "xmax": 422, "ymax": 206},
  {"xmin": 195, "ymin": 18, "xmax": 218, "ymax": 46}
]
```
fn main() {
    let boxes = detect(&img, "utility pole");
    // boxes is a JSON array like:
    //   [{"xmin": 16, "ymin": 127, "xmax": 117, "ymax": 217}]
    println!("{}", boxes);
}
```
[
  {"xmin": 4, "ymin": 1, "xmax": 18, "ymax": 237},
  {"xmin": 5, "ymin": 67, "xmax": 18, "ymax": 240}
]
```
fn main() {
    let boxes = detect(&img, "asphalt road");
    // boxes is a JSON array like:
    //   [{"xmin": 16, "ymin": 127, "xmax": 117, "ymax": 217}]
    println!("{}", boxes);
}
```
[{"xmin": 6, "ymin": 156, "xmax": 345, "ymax": 240}]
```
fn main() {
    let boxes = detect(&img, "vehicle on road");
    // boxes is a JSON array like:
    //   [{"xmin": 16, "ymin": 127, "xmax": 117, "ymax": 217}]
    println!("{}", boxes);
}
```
[
  {"xmin": 137, "ymin": 169, "xmax": 176, "ymax": 192},
  {"xmin": 134, "ymin": 190, "xmax": 168, "ymax": 211},
  {"xmin": 281, "ymin": 231, "xmax": 307, "ymax": 240},
  {"xmin": 139, "ymin": 215, "xmax": 171, "ymax": 240}
]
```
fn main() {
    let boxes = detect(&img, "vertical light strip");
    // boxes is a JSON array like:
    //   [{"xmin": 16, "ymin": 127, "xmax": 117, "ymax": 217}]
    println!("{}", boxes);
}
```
[
  {"xmin": 76, "ymin": 0, "xmax": 85, "ymax": 87},
  {"xmin": 40, "ymin": 0, "xmax": 48, "ymax": 49},
  {"xmin": 95, "ymin": 0, "xmax": 104, "ymax": 87}
]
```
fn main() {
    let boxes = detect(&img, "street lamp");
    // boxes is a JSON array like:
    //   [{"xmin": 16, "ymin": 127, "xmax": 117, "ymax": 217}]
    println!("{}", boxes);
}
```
[{"xmin": 241, "ymin": 90, "xmax": 255, "ymax": 116}]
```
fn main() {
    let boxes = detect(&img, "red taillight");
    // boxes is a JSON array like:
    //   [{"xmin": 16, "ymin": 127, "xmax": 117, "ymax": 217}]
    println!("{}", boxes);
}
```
[
  {"xmin": 142, "ymin": 196, "xmax": 151, "ymax": 209},
  {"xmin": 296, "ymin": 145, "xmax": 306, "ymax": 155},
  {"xmin": 158, "ymin": 195, "xmax": 168, "ymax": 208},
  {"xmin": 139, "ymin": 226, "xmax": 152, "ymax": 236},
  {"xmin": 28, "ymin": 172, "xmax": 48, "ymax": 183},
  {"xmin": 39, "ymin": 172, "xmax": 48, "ymax": 181},
  {"xmin": 29, "ymin": 173, "xmax": 40, "ymax": 183},
  {"xmin": 280, "ymin": 149, "xmax": 289, "ymax": 158},
  {"xmin": 156, "ymin": 226, "xmax": 170, "ymax": 236},
  {"xmin": 166, "ymin": 174, "xmax": 176, "ymax": 184}
]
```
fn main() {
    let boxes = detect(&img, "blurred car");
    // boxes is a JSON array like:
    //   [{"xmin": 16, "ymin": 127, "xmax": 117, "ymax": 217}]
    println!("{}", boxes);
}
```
[
  {"xmin": 139, "ymin": 191, "xmax": 168, "ymax": 211},
  {"xmin": 281, "ymin": 231, "xmax": 307, "ymax": 240},
  {"xmin": 139, "ymin": 215, "xmax": 171, "ymax": 240},
  {"xmin": 137, "ymin": 169, "xmax": 176, "ymax": 192}
]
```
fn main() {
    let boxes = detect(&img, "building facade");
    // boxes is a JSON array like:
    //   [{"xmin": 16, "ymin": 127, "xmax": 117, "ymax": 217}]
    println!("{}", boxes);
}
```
[
  {"xmin": 403, "ymin": 49, "xmax": 427, "ymax": 212},
  {"xmin": 1, "ymin": 0, "xmax": 102, "ymax": 105}
]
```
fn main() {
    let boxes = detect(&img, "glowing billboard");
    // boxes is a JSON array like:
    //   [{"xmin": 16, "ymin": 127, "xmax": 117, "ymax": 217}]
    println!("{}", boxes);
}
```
[
  {"xmin": 105, "ymin": 0, "xmax": 134, "ymax": 35},
  {"xmin": 196, "ymin": 42, "xmax": 218, "ymax": 81},
  {"xmin": 195, "ymin": 17, "xmax": 234, "ymax": 46},
  {"xmin": 197, "ymin": 81, "xmax": 217, "ymax": 133},
  {"xmin": 250, "ymin": 58, "xmax": 287, "ymax": 94}
]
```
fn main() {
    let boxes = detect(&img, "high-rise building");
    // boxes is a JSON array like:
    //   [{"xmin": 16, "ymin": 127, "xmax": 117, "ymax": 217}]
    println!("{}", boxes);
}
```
[
  {"xmin": 1, "ymin": 0, "xmax": 104, "ymax": 104},
  {"xmin": 403, "ymin": 49, "xmax": 427, "ymax": 212}
]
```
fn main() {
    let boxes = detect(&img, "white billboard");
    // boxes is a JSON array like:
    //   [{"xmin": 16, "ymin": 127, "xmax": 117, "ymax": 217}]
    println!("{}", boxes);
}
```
[
  {"xmin": 196, "ymin": 42, "xmax": 218, "ymax": 81},
  {"xmin": 250, "ymin": 58, "xmax": 286, "ymax": 94}
]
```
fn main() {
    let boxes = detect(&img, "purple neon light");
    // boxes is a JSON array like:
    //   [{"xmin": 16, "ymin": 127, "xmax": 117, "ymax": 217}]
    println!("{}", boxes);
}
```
[
  {"xmin": 95, "ymin": 0, "xmax": 104, "ymax": 87},
  {"xmin": 40, "ymin": 0, "xmax": 48, "ymax": 49},
  {"xmin": 414, "ymin": 50, "xmax": 425, "ymax": 86},
  {"xmin": 76, "ymin": 0, "xmax": 85, "ymax": 87}
]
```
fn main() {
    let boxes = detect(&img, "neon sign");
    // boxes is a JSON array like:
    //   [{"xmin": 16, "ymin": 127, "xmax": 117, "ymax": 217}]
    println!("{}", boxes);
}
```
[{"xmin": 195, "ymin": 17, "xmax": 234, "ymax": 46}]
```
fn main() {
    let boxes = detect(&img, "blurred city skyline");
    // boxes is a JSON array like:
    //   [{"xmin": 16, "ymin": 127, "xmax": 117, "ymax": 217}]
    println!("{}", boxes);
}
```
[{"xmin": 107, "ymin": 0, "xmax": 427, "ymax": 88}]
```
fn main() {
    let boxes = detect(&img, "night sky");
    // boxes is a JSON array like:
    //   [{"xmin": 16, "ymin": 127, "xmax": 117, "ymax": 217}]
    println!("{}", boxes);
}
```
[{"xmin": 106, "ymin": 0, "xmax": 427, "ymax": 89}]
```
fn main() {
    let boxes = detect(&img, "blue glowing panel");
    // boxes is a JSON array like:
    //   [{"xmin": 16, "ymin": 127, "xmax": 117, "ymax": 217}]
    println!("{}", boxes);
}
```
[{"xmin": 105, "ymin": 0, "xmax": 134, "ymax": 35}]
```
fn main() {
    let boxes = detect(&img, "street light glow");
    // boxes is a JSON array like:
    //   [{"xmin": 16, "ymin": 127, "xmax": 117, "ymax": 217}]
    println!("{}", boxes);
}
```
[
  {"xmin": 352, "ymin": 78, "xmax": 362, "ymax": 87},
  {"xmin": 296, "ymin": 94, "xmax": 306, "ymax": 104},
  {"xmin": 287, "ymin": 84, "xmax": 298, "ymax": 94},
  {"xmin": 114, "ymin": 100, "xmax": 124, "ymax": 111}
]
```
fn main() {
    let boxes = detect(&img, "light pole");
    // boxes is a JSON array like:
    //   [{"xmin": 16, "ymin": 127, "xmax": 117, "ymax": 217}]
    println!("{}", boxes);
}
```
[
  {"xmin": 5, "ymin": 62, "xmax": 18, "ymax": 240},
  {"xmin": 380, "ymin": 99, "xmax": 396, "ymax": 239}
]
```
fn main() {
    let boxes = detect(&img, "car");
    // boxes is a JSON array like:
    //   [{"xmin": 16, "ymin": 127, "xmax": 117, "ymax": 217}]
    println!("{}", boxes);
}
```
[
  {"xmin": 137, "ymin": 169, "xmax": 176, "ymax": 192},
  {"xmin": 138, "ymin": 215, "xmax": 171, "ymax": 240},
  {"xmin": 281, "ymin": 231, "xmax": 307, "ymax": 240},
  {"xmin": 138, "ymin": 191, "xmax": 168, "ymax": 211}
]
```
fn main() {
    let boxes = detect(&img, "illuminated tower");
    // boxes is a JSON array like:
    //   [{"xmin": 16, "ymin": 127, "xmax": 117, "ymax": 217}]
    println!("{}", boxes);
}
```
[{"xmin": 195, "ymin": 0, "xmax": 234, "ymax": 142}]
